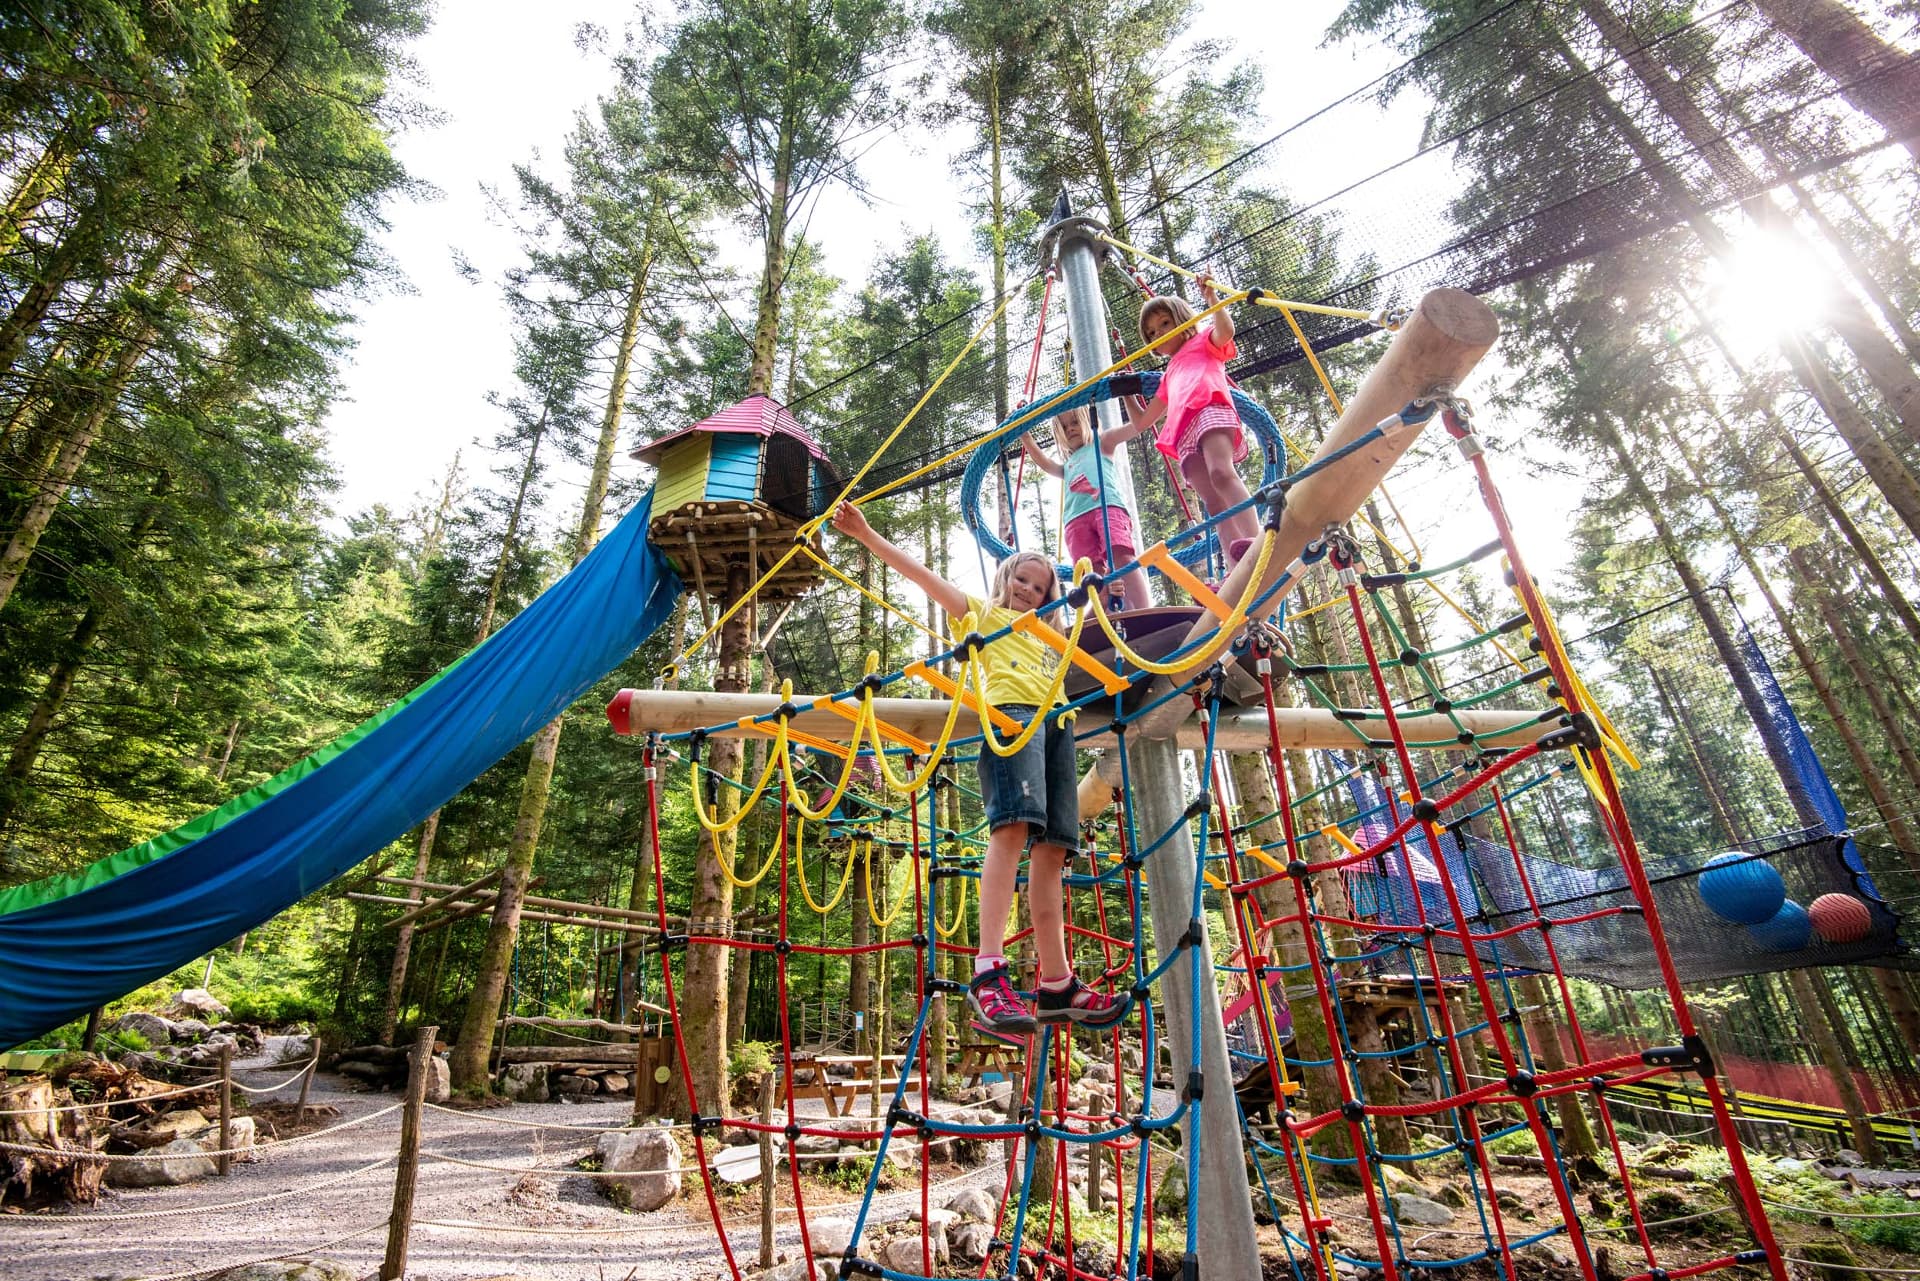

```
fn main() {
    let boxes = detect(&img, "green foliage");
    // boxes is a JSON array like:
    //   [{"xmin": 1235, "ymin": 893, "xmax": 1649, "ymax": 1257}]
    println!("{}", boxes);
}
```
[
  {"xmin": 729, "ymin": 1040, "xmax": 776, "ymax": 1080},
  {"xmin": 821, "ymin": 1153, "xmax": 877, "ymax": 1194}
]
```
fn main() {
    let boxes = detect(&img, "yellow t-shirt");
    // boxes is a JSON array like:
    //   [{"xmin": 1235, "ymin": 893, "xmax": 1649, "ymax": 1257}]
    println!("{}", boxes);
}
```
[{"xmin": 958, "ymin": 595, "xmax": 1064, "ymax": 712}]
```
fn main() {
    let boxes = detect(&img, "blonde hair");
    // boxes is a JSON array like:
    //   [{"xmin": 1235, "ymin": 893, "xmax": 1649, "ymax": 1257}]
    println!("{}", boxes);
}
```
[
  {"xmin": 990, "ymin": 551, "xmax": 1063, "ymax": 628},
  {"xmin": 1139, "ymin": 294, "xmax": 1197, "ymax": 345},
  {"xmin": 1050, "ymin": 405, "xmax": 1087, "ymax": 456}
]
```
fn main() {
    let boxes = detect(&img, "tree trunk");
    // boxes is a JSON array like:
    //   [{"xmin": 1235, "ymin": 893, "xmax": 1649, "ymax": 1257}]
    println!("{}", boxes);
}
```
[
  {"xmin": 1748, "ymin": 0, "xmax": 1920, "ymax": 163},
  {"xmin": 746, "ymin": 162, "xmax": 790, "ymax": 395},
  {"xmin": 1541, "ymin": 24, "xmax": 1920, "ymax": 538},
  {"xmin": 987, "ymin": 50, "xmax": 1009, "ymax": 430},
  {"xmin": 380, "ymin": 813, "xmax": 440, "ymax": 1046},
  {"xmin": 1787, "ymin": 968, "xmax": 1885, "ymax": 1162},
  {"xmin": 0, "ymin": 320, "xmax": 157, "ymax": 617},
  {"xmin": 1575, "ymin": 0, "xmax": 1920, "ymax": 454},
  {"xmin": 449, "ymin": 250, "xmax": 652, "ymax": 1093},
  {"xmin": 679, "ymin": 562, "xmax": 751, "ymax": 1118},
  {"xmin": 850, "ymin": 834, "xmax": 872, "ymax": 1056},
  {"xmin": 0, "ymin": 127, "xmax": 78, "ymax": 258},
  {"xmin": 1657, "ymin": 408, "xmax": 1920, "ymax": 861},
  {"xmin": 1788, "ymin": 547, "xmax": 1920, "ymax": 799}
]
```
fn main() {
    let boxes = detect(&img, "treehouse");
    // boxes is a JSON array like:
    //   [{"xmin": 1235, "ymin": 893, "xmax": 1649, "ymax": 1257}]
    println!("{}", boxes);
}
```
[{"xmin": 634, "ymin": 394, "xmax": 839, "ymax": 608}]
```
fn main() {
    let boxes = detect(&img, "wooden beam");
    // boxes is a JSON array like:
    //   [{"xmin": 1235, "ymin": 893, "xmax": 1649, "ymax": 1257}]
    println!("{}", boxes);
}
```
[
  {"xmin": 380, "ymin": 867, "xmax": 503, "ymax": 930},
  {"xmin": 605, "ymin": 687, "xmax": 1548, "ymax": 753}
]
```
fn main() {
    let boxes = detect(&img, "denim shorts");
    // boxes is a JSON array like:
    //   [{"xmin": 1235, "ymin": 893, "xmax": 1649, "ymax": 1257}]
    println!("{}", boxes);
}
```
[{"xmin": 977, "ymin": 705, "xmax": 1079, "ymax": 849}]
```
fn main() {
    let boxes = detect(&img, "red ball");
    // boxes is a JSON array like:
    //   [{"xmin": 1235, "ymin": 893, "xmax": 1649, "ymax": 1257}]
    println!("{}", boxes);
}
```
[{"xmin": 1808, "ymin": 893, "xmax": 1873, "ymax": 945}]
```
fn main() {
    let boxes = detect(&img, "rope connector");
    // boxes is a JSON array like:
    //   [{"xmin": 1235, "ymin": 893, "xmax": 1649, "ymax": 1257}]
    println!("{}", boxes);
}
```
[
  {"xmin": 784, "ymin": 1121, "xmax": 802, "ymax": 1141},
  {"xmin": 774, "ymin": 938, "xmax": 792, "ymax": 956},
  {"xmin": 1506, "ymin": 1070, "xmax": 1538, "ymax": 1098},
  {"xmin": 660, "ymin": 934, "xmax": 689, "ymax": 954},
  {"xmin": 1410, "ymin": 797, "xmax": 1441, "ymax": 823},
  {"xmin": 1182, "ymin": 1069, "xmax": 1206, "ymax": 1103},
  {"xmin": 956, "ymin": 632, "xmax": 988, "ymax": 660},
  {"xmin": 689, "ymin": 1113, "xmax": 723, "ymax": 1137},
  {"xmin": 1340, "ymin": 1099, "xmax": 1366, "ymax": 1121},
  {"xmin": 1182, "ymin": 917, "xmax": 1204, "ymax": 949},
  {"xmin": 1183, "ymin": 794, "xmax": 1211, "ymax": 821}
]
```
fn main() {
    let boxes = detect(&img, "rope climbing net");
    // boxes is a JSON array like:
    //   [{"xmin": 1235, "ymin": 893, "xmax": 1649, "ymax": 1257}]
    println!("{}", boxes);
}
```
[{"xmin": 618, "ymin": 240, "xmax": 1789, "ymax": 1281}]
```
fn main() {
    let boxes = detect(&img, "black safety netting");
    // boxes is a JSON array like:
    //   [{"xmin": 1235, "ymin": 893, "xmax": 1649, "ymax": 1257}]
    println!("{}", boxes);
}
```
[
  {"xmin": 784, "ymin": 0, "xmax": 1917, "ymax": 497},
  {"xmin": 1328, "ymin": 589, "xmax": 1914, "ymax": 988}
]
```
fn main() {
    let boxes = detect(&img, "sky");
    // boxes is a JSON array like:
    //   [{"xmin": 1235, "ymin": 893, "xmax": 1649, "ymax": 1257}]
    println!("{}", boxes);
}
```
[{"xmin": 321, "ymin": 0, "xmax": 1579, "ymax": 609}]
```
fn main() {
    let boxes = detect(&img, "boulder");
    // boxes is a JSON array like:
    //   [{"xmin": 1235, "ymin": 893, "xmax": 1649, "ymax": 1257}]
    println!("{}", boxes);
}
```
[
  {"xmin": 171, "ymin": 1018, "xmax": 211, "ymax": 1043},
  {"xmin": 422, "ymin": 1055, "xmax": 451, "ymax": 1104},
  {"xmin": 917, "ymin": 1206, "xmax": 958, "ymax": 1240},
  {"xmin": 555, "ymin": 1073, "xmax": 601, "ymax": 1097},
  {"xmin": 600, "ymin": 1072, "xmax": 630, "ymax": 1096},
  {"xmin": 950, "ymin": 1221, "xmax": 995, "ymax": 1264},
  {"xmin": 1391, "ymin": 1193, "xmax": 1455, "ymax": 1227},
  {"xmin": 1156, "ymin": 1156, "xmax": 1187, "ymax": 1212},
  {"xmin": 946, "ymin": 1187, "xmax": 998, "ymax": 1222},
  {"xmin": 1084, "ymin": 1062, "xmax": 1114, "ymax": 1083},
  {"xmin": 1437, "ymin": 1182, "xmax": 1470, "ymax": 1209},
  {"xmin": 834, "ymin": 1144, "xmax": 870, "ymax": 1169},
  {"xmin": 335, "ymin": 1060, "xmax": 390, "ymax": 1087},
  {"xmin": 770, "ymin": 1259, "xmax": 836, "ymax": 1281},
  {"xmin": 206, "ymin": 1261, "xmax": 355, "ymax": 1281},
  {"xmin": 194, "ymin": 1116, "xmax": 256, "ymax": 1157},
  {"xmin": 882, "ymin": 1236, "xmax": 939, "ymax": 1273},
  {"xmin": 498, "ymin": 1063, "xmax": 549, "ymax": 1102},
  {"xmin": 595, "ymin": 1127, "xmax": 681, "ymax": 1211},
  {"xmin": 166, "ymin": 989, "xmax": 230, "ymax": 1020},
  {"xmin": 794, "ymin": 1133, "xmax": 841, "ymax": 1158},
  {"xmin": 808, "ymin": 1216, "xmax": 854, "ymax": 1257},
  {"xmin": 1379, "ymin": 1163, "xmax": 1423, "ymax": 1194},
  {"xmin": 112, "ymin": 1011, "xmax": 175, "ymax": 1047},
  {"xmin": 105, "ymin": 1137, "xmax": 215, "ymax": 1187},
  {"xmin": 127, "ymin": 1109, "xmax": 212, "ymax": 1147}
]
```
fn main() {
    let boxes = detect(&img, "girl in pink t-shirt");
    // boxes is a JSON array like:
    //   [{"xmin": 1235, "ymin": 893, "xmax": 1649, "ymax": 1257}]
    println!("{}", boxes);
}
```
[{"xmin": 1124, "ymin": 275, "xmax": 1259, "ymax": 569}]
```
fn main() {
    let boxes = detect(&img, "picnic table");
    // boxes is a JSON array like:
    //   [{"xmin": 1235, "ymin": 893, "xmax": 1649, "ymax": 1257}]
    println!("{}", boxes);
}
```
[
  {"xmin": 954, "ymin": 1040, "xmax": 1023, "ymax": 1090},
  {"xmin": 783, "ymin": 1052, "xmax": 910, "ymax": 1116}
]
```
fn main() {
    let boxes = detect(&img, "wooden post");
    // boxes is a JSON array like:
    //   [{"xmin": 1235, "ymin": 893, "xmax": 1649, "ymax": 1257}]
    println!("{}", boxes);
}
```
[
  {"xmin": 217, "ymin": 1043, "xmax": 233, "ymax": 1177},
  {"xmin": 381, "ymin": 1024, "xmax": 437, "ymax": 1281},
  {"xmin": 758, "ymin": 1072, "xmax": 776, "ymax": 1268},
  {"xmin": 1087, "ymin": 1135, "xmax": 1104, "ymax": 1213},
  {"xmin": 297, "ymin": 1034, "xmax": 323, "ymax": 1117}
]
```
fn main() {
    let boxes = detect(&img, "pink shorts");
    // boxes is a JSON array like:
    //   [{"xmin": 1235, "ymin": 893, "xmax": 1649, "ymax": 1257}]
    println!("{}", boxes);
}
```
[
  {"xmin": 1063, "ymin": 507, "xmax": 1138, "ymax": 574},
  {"xmin": 1172, "ymin": 401, "xmax": 1249, "ymax": 473}
]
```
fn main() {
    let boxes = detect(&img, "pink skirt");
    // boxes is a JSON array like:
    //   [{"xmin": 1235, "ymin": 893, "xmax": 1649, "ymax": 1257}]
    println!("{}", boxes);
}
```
[{"xmin": 1166, "ymin": 401, "xmax": 1248, "ymax": 472}]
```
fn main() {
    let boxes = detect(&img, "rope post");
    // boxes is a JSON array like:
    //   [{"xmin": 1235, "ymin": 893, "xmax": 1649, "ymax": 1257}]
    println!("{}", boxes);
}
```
[
  {"xmin": 217, "ymin": 1042, "xmax": 233, "ymax": 1177},
  {"xmin": 1050, "ymin": 200, "xmax": 1262, "ymax": 1278},
  {"xmin": 297, "ymin": 1034, "xmax": 323, "ymax": 1117},
  {"xmin": 381, "ymin": 1024, "xmax": 437, "ymax": 1281},
  {"xmin": 758, "ymin": 1071, "xmax": 776, "ymax": 1268}
]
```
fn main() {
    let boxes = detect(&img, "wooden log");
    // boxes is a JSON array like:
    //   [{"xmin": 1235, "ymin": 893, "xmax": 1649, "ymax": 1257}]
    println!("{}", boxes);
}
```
[
  {"xmin": 605, "ymin": 687, "xmax": 1544, "ymax": 753},
  {"xmin": 757, "ymin": 1073, "xmax": 776, "ymax": 1268},
  {"xmin": 1134, "ymin": 287, "xmax": 1501, "ymax": 739},
  {"xmin": 380, "ymin": 1025, "xmax": 436, "ymax": 1281},
  {"xmin": 494, "ymin": 1045, "xmax": 644, "ymax": 1065},
  {"xmin": 0, "ymin": 1076, "xmax": 106, "ymax": 1208},
  {"xmin": 382, "ymin": 867, "xmax": 503, "ymax": 930},
  {"xmin": 297, "ymin": 1035, "xmax": 321, "ymax": 1117}
]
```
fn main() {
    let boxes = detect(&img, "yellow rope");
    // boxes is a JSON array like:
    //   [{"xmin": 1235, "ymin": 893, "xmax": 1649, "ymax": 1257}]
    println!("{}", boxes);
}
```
[
  {"xmin": 794, "ymin": 821, "xmax": 861, "ymax": 915},
  {"xmin": 865, "ymin": 841, "xmax": 914, "ymax": 931},
  {"xmin": 799, "ymin": 545, "xmax": 944, "ymax": 645},
  {"xmin": 691, "ymin": 734, "xmax": 783, "ymax": 834},
  {"xmin": 715, "ymin": 817, "xmax": 784, "ymax": 889},
  {"xmin": 1093, "ymin": 231, "xmax": 1377, "ymax": 323},
  {"xmin": 1082, "ymin": 529, "xmax": 1278, "ymax": 676},
  {"xmin": 978, "ymin": 602, "xmax": 1087, "ymax": 759},
  {"xmin": 935, "ymin": 867, "xmax": 971, "ymax": 939},
  {"xmin": 850, "ymin": 293, "xmax": 1245, "ymax": 510},
  {"xmin": 866, "ymin": 648, "xmax": 976, "ymax": 792},
  {"xmin": 666, "ymin": 283, "xmax": 1028, "ymax": 675},
  {"xmin": 776, "ymin": 678, "xmax": 877, "ymax": 823}
]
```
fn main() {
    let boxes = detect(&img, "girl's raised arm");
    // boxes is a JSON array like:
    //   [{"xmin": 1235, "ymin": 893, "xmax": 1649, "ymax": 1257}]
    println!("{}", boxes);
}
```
[
  {"xmin": 1199, "ymin": 273, "xmax": 1235, "ymax": 348},
  {"xmin": 830, "ymin": 503, "xmax": 970, "ymax": 621},
  {"xmin": 1021, "ymin": 434, "xmax": 1063, "ymax": 477}
]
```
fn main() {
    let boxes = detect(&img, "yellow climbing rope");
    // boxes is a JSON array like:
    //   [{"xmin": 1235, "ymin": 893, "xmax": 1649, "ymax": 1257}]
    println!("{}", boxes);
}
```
[
  {"xmin": 1082, "ymin": 529, "xmax": 1279, "ymax": 677},
  {"xmin": 866, "ymin": 648, "xmax": 978, "ymax": 793},
  {"xmin": 865, "ymin": 841, "xmax": 915, "ymax": 931},
  {"xmin": 794, "ymin": 823, "xmax": 862, "ymax": 916}
]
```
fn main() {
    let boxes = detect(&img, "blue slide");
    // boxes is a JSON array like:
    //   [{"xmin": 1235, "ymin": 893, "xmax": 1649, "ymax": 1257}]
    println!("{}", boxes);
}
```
[{"xmin": 0, "ymin": 492, "xmax": 683, "ymax": 1048}]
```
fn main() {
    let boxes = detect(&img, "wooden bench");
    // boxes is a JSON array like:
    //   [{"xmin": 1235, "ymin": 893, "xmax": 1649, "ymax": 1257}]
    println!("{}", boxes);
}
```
[{"xmin": 782, "ymin": 1053, "xmax": 909, "ymax": 1117}]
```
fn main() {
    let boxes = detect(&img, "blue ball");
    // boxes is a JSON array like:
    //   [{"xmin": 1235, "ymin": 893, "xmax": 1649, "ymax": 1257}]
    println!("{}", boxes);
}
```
[
  {"xmin": 1747, "ymin": 900, "xmax": 1812, "ymax": 951},
  {"xmin": 1697, "ymin": 851, "xmax": 1786, "ymax": 925}
]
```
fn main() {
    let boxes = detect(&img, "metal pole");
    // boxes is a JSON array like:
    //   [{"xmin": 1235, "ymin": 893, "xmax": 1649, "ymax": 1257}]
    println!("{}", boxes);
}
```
[{"xmin": 1049, "ymin": 197, "xmax": 1261, "ymax": 1279}]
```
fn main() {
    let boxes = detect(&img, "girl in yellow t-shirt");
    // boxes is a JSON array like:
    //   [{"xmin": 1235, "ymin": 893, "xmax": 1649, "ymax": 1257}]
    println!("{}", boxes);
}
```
[{"xmin": 831, "ymin": 504, "xmax": 1131, "ymax": 1038}]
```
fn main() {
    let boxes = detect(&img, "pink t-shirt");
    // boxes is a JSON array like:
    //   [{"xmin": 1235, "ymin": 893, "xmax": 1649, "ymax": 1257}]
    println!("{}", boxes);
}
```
[{"xmin": 1154, "ymin": 322, "xmax": 1238, "ymax": 460}]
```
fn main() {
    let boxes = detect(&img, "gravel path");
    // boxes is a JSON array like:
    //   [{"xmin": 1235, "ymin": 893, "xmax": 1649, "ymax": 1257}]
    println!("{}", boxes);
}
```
[{"xmin": 0, "ymin": 1039, "xmax": 1007, "ymax": 1281}]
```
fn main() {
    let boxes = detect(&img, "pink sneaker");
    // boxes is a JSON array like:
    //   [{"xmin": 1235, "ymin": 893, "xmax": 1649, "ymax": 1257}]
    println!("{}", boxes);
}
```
[
  {"xmin": 968, "ymin": 966, "xmax": 1036, "ymax": 1038},
  {"xmin": 1035, "ymin": 976, "xmax": 1133, "ymax": 1028}
]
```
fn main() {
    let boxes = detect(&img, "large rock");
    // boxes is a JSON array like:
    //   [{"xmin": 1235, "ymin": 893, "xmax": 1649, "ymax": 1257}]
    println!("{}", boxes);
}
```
[
  {"xmin": 171, "ymin": 1018, "xmax": 211, "ymax": 1043},
  {"xmin": 599, "ymin": 1072, "xmax": 629, "ymax": 1096},
  {"xmin": 950, "ymin": 1221, "xmax": 995, "ymax": 1264},
  {"xmin": 555, "ymin": 1072, "xmax": 601, "ymax": 1097},
  {"xmin": 111, "ymin": 1011, "xmax": 174, "ymax": 1047},
  {"xmin": 808, "ymin": 1216, "xmax": 854, "ymax": 1257},
  {"xmin": 771, "ymin": 1259, "xmax": 836, "ymax": 1281},
  {"xmin": 421, "ymin": 1055, "xmax": 451, "ymax": 1104},
  {"xmin": 166, "ymin": 988, "xmax": 230, "ymax": 1020},
  {"xmin": 128, "ymin": 1108, "xmax": 212, "ymax": 1147},
  {"xmin": 1391, "ymin": 1193, "xmax": 1456, "ymax": 1227},
  {"xmin": 105, "ymin": 1137, "xmax": 215, "ymax": 1187},
  {"xmin": 206, "ymin": 1261, "xmax": 355, "ymax": 1281},
  {"xmin": 946, "ymin": 1187, "xmax": 998, "ymax": 1222},
  {"xmin": 497, "ymin": 1063, "xmax": 549, "ymax": 1102},
  {"xmin": 193, "ymin": 1116, "xmax": 256, "ymax": 1157},
  {"xmin": 595, "ymin": 1127, "xmax": 682, "ymax": 1211}
]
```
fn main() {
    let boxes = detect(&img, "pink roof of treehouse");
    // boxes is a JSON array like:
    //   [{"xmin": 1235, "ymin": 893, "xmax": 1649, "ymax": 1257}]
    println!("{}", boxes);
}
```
[{"xmin": 631, "ymin": 393, "xmax": 828, "ymax": 466}]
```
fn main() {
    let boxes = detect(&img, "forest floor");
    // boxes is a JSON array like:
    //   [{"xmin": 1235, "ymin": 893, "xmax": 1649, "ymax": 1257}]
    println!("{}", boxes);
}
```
[
  {"xmin": 2, "ymin": 1037, "xmax": 1004, "ymax": 1281},
  {"xmin": 6, "ymin": 1039, "xmax": 1913, "ymax": 1279}
]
